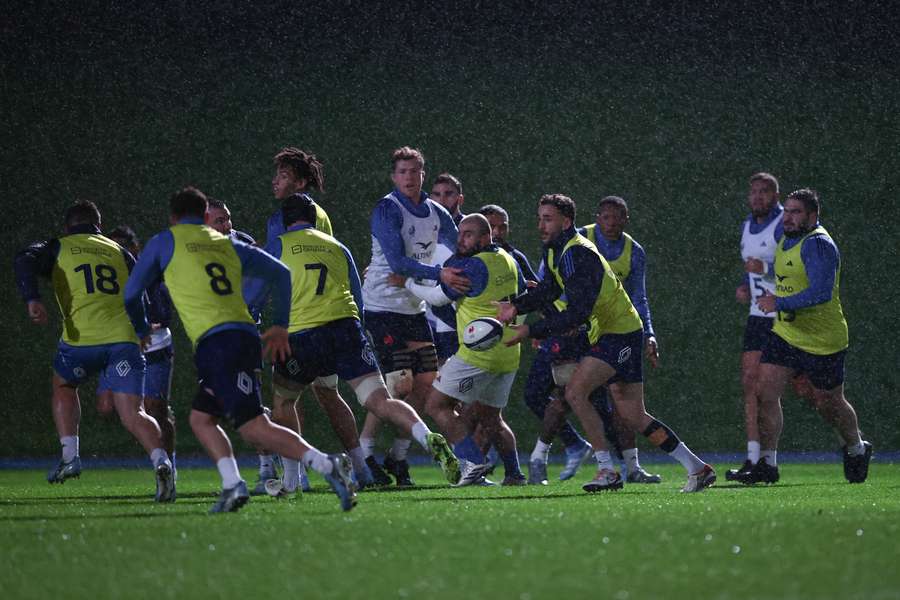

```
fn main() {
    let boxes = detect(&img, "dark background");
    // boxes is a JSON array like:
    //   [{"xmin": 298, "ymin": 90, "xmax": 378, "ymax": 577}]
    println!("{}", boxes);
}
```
[{"xmin": 2, "ymin": 1, "xmax": 898, "ymax": 458}]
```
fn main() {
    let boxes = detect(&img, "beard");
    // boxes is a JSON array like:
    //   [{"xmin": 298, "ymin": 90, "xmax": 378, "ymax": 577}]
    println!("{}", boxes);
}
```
[{"xmin": 784, "ymin": 224, "xmax": 811, "ymax": 238}]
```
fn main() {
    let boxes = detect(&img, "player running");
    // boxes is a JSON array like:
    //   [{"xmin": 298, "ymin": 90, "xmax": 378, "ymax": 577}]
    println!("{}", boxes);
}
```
[
  {"xmin": 249, "ymin": 193, "xmax": 460, "ymax": 491},
  {"xmin": 125, "ymin": 187, "xmax": 356, "ymax": 513},
  {"xmin": 14, "ymin": 201, "xmax": 175, "ymax": 501},
  {"xmin": 497, "ymin": 194, "xmax": 715, "ymax": 493}
]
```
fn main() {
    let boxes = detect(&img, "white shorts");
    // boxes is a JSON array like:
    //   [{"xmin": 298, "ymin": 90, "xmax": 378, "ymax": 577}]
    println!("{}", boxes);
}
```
[{"xmin": 432, "ymin": 355, "xmax": 516, "ymax": 408}]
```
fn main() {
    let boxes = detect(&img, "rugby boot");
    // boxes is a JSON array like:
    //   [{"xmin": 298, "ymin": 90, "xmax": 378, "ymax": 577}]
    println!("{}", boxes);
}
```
[
  {"xmin": 626, "ymin": 467, "xmax": 662, "ymax": 484},
  {"xmin": 501, "ymin": 472, "xmax": 527, "ymax": 486},
  {"xmin": 743, "ymin": 458, "xmax": 779, "ymax": 485},
  {"xmin": 583, "ymin": 469, "xmax": 624, "ymax": 492},
  {"xmin": 365, "ymin": 455, "xmax": 393, "ymax": 486},
  {"xmin": 454, "ymin": 459, "xmax": 493, "ymax": 487},
  {"xmin": 527, "ymin": 459, "xmax": 549, "ymax": 485},
  {"xmin": 47, "ymin": 457, "xmax": 82, "ymax": 484},
  {"xmin": 354, "ymin": 463, "xmax": 375, "ymax": 489},
  {"xmin": 324, "ymin": 453, "xmax": 358, "ymax": 512},
  {"xmin": 843, "ymin": 441, "xmax": 873, "ymax": 484},
  {"xmin": 426, "ymin": 432, "xmax": 461, "ymax": 485},
  {"xmin": 384, "ymin": 455, "xmax": 415, "ymax": 487},
  {"xmin": 209, "ymin": 480, "xmax": 250, "ymax": 514},
  {"xmin": 725, "ymin": 459, "xmax": 754, "ymax": 483},
  {"xmin": 559, "ymin": 443, "xmax": 592, "ymax": 481},
  {"xmin": 264, "ymin": 477, "xmax": 302, "ymax": 499},
  {"xmin": 154, "ymin": 461, "xmax": 177, "ymax": 503},
  {"xmin": 682, "ymin": 464, "xmax": 717, "ymax": 493}
]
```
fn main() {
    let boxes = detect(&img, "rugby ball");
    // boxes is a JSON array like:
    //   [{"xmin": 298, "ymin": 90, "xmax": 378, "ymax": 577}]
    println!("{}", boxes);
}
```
[{"xmin": 463, "ymin": 318, "xmax": 504, "ymax": 351}]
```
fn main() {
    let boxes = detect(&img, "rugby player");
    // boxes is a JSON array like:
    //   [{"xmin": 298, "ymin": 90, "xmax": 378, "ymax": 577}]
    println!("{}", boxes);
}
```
[
  {"xmin": 267, "ymin": 148, "xmax": 372, "ymax": 490},
  {"xmin": 125, "ymin": 187, "xmax": 356, "ymax": 513},
  {"xmin": 497, "ymin": 194, "xmax": 715, "ymax": 493},
  {"xmin": 358, "ymin": 147, "xmax": 468, "ymax": 486},
  {"xmin": 14, "ymin": 201, "xmax": 175, "ymax": 501},
  {"xmin": 754, "ymin": 189, "xmax": 872, "ymax": 484},
  {"xmin": 397, "ymin": 214, "xmax": 526, "ymax": 486},
  {"xmin": 251, "ymin": 193, "xmax": 460, "ymax": 493},
  {"xmin": 727, "ymin": 172, "xmax": 785, "ymax": 482}
]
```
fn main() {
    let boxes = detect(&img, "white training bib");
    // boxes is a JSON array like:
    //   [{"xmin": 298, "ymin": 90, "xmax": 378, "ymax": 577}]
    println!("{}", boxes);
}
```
[
  {"xmin": 363, "ymin": 194, "xmax": 442, "ymax": 314},
  {"xmin": 740, "ymin": 211, "xmax": 781, "ymax": 318}
]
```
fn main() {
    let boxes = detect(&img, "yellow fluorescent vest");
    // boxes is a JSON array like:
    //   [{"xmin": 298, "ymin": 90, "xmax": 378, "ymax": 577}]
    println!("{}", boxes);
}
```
[
  {"xmin": 165, "ymin": 224, "xmax": 254, "ymax": 345},
  {"xmin": 456, "ymin": 248, "xmax": 521, "ymax": 373},
  {"xmin": 277, "ymin": 227, "xmax": 359, "ymax": 332},
  {"xmin": 547, "ymin": 234, "xmax": 642, "ymax": 344},
  {"xmin": 772, "ymin": 226, "xmax": 848, "ymax": 355},
  {"xmin": 51, "ymin": 234, "xmax": 138, "ymax": 346},
  {"xmin": 315, "ymin": 205, "xmax": 333, "ymax": 236},
  {"xmin": 583, "ymin": 225, "xmax": 634, "ymax": 282}
]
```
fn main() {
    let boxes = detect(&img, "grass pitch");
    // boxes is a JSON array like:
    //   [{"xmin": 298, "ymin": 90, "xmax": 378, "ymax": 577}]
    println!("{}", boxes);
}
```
[{"xmin": 2, "ymin": 462, "xmax": 898, "ymax": 600}]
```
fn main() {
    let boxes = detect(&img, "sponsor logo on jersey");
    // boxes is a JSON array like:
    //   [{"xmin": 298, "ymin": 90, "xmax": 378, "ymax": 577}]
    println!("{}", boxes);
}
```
[
  {"xmin": 776, "ymin": 274, "xmax": 788, "ymax": 282},
  {"xmin": 459, "ymin": 377, "xmax": 474, "ymax": 393},
  {"xmin": 70, "ymin": 246, "xmax": 113, "ymax": 257},
  {"xmin": 236, "ymin": 371, "xmax": 253, "ymax": 395},
  {"xmin": 408, "ymin": 225, "xmax": 416, "ymax": 236},
  {"xmin": 415, "ymin": 241, "xmax": 433, "ymax": 250},
  {"xmin": 786, "ymin": 260, "xmax": 794, "ymax": 266}
]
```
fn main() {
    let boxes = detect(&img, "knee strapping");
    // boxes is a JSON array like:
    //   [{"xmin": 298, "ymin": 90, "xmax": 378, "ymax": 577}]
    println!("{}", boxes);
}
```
[
  {"xmin": 642, "ymin": 419, "xmax": 680, "ymax": 453},
  {"xmin": 411, "ymin": 345, "xmax": 438, "ymax": 374},
  {"xmin": 353, "ymin": 374, "xmax": 387, "ymax": 407}
]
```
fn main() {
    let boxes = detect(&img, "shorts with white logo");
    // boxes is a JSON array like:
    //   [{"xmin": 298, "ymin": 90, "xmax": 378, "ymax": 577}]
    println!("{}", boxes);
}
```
[
  {"xmin": 760, "ymin": 330, "xmax": 845, "ymax": 391},
  {"xmin": 743, "ymin": 315, "xmax": 775, "ymax": 352},
  {"xmin": 583, "ymin": 329, "xmax": 644, "ymax": 384},
  {"xmin": 432, "ymin": 355, "xmax": 516, "ymax": 408},
  {"xmin": 193, "ymin": 329, "xmax": 264, "ymax": 429},
  {"xmin": 144, "ymin": 345, "xmax": 174, "ymax": 402},
  {"xmin": 275, "ymin": 318, "xmax": 380, "ymax": 386},
  {"xmin": 53, "ymin": 341, "xmax": 146, "ymax": 396}
]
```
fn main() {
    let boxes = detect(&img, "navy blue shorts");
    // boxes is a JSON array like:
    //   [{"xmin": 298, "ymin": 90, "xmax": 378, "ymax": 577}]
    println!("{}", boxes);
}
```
[
  {"xmin": 193, "ymin": 329, "xmax": 264, "ymax": 428},
  {"xmin": 541, "ymin": 331, "xmax": 591, "ymax": 362},
  {"xmin": 53, "ymin": 341, "xmax": 145, "ymax": 395},
  {"xmin": 144, "ymin": 346, "xmax": 173, "ymax": 402},
  {"xmin": 275, "ymin": 318, "xmax": 380, "ymax": 385},
  {"xmin": 584, "ymin": 329, "xmax": 644, "ymax": 384},
  {"xmin": 760, "ymin": 331, "xmax": 846, "ymax": 391},
  {"xmin": 743, "ymin": 315, "xmax": 774, "ymax": 352},
  {"xmin": 364, "ymin": 310, "xmax": 434, "ymax": 372},
  {"xmin": 433, "ymin": 330, "xmax": 459, "ymax": 361}
]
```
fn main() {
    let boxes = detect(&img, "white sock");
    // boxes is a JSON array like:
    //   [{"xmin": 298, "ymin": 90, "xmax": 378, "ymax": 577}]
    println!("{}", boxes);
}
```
[
  {"xmin": 411, "ymin": 421, "xmax": 430, "ymax": 448},
  {"xmin": 258, "ymin": 454, "xmax": 275, "ymax": 474},
  {"xmin": 390, "ymin": 438, "xmax": 412, "ymax": 461},
  {"xmin": 593, "ymin": 450, "xmax": 615, "ymax": 472},
  {"xmin": 150, "ymin": 448, "xmax": 170, "ymax": 468},
  {"xmin": 216, "ymin": 456, "xmax": 242, "ymax": 489},
  {"xmin": 761, "ymin": 450, "xmax": 777, "ymax": 466},
  {"xmin": 846, "ymin": 432, "xmax": 865, "ymax": 455},
  {"xmin": 668, "ymin": 442, "xmax": 707, "ymax": 474},
  {"xmin": 348, "ymin": 446, "xmax": 367, "ymax": 475},
  {"xmin": 531, "ymin": 440, "xmax": 551, "ymax": 462},
  {"xmin": 360, "ymin": 436, "xmax": 376, "ymax": 458},
  {"xmin": 61, "ymin": 436, "xmax": 79, "ymax": 463},
  {"xmin": 747, "ymin": 441, "xmax": 761, "ymax": 464},
  {"xmin": 622, "ymin": 448, "xmax": 640, "ymax": 474},
  {"xmin": 302, "ymin": 448, "xmax": 334, "ymax": 476},
  {"xmin": 282, "ymin": 457, "xmax": 300, "ymax": 491}
]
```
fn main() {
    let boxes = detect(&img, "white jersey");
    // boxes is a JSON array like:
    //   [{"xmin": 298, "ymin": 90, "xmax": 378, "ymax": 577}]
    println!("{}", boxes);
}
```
[
  {"xmin": 740, "ymin": 212, "xmax": 781, "ymax": 318},
  {"xmin": 363, "ymin": 193, "xmax": 442, "ymax": 315}
]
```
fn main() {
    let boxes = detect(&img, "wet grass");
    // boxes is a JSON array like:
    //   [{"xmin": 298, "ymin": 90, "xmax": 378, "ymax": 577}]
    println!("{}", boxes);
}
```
[{"xmin": 1, "ymin": 462, "xmax": 898, "ymax": 599}]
